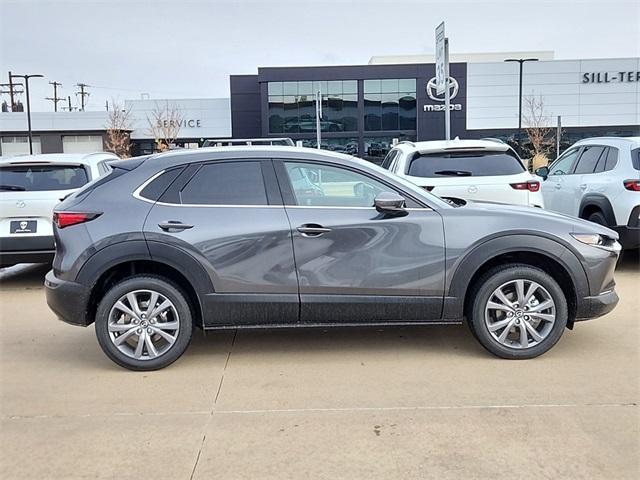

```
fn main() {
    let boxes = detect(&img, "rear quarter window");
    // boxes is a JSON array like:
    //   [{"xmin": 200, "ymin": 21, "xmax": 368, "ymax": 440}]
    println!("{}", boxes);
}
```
[{"xmin": 407, "ymin": 151, "xmax": 525, "ymax": 177}]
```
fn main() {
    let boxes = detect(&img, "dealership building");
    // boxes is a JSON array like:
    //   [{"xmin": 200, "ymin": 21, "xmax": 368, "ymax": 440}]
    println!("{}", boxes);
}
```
[
  {"xmin": 231, "ymin": 53, "xmax": 640, "ymax": 162},
  {"xmin": 1, "ymin": 52, "xmax": 638, "ymax": 162}
]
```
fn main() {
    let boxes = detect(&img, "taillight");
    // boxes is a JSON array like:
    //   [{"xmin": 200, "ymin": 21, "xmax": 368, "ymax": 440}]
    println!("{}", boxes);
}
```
[
  {"xmin": 510, "ymin": 180, "xmax": 540, "ymax": 192},
  {"xmin": 623, "ymin": 179, "xmax": 640, "ymax": 191},
  {"xmin": 53, "ymin": 211, "xmax": 101, "ymax": 228},
  {"xmin": 423, "ymin": 186, "xmax": 435, "ymax": 192}
]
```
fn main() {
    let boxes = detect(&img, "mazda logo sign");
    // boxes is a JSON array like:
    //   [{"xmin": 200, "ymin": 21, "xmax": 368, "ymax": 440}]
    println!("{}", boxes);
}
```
[
  {"xmin": 426, "ymin": 76, "xmax": 459, "ymax": 102},
  {"xmin": 16, "ymin": 201, "xmax": 25, "ymax": 208}
]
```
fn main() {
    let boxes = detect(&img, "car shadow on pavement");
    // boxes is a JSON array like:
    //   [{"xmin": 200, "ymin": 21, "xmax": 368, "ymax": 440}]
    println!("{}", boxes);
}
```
[{"xmin": 186, "ymin": 322, "xmax": 488, "ymax": 361}]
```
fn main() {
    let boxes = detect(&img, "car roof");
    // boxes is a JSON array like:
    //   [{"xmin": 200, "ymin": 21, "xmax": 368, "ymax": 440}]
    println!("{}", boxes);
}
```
[
  {"xmin": 573, "ymin": 136, "xmax": 640, "ymax": 148},
  {"xmin": 0, "ymin": 152, "xmax": 118, "ymax": 166},
  {"xmin": 394, "ymin": 138, "xmax": 511, "ymax": 155},
  {"xmin": 149, "ymin": 145, "xmax": 358, "ymax": 166}
]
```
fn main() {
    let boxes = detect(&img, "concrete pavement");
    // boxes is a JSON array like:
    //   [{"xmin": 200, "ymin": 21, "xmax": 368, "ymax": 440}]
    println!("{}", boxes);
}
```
[{"xmin": 1, "ymin": 255, "xmax": 638, "ymax": 479}]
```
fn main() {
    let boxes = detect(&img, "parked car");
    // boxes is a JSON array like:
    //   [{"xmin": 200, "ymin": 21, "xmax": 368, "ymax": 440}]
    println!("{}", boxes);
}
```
[
  {"xmin": 381, "ymin": 139, "xmax": 544, "ymax": 207},
  {"xmin": 0, "ymin": 152, "xmax": 118, "ymax": 267},
  {"xmin": 45, "ymin": 147, "xmax": 620, "ymax": 370},
  {"xmin": 536, "ymin": 137, "xmax": 640, "ymax": 250}
]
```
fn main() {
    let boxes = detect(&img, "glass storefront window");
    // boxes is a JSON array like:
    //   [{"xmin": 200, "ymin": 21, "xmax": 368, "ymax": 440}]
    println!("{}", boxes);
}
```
[
  {"xmin": 364, "ymin": 78, "xmax": 416, "ymax": 132},
  {"xmin": 268, "ymin": 80, "xmax": 359, "ymax": 133},
  {"xmin": 363, "ymin": 135, "xmax": 415, "ymax": 165},
  {"xmin": 268, "ymin": 82, "xmax": 283, "ymax": 96},
  {"xmin": 299, "ymin": 137, "xmax": 359, "ymax": 156}
]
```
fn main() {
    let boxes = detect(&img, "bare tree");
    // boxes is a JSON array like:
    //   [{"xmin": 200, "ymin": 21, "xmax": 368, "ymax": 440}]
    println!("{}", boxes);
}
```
[
  {"xmin": 105, "ymin": 100, "xmax": 133, "ymax": 158},
  {"xmin": 523, "ymin": 95, "xmax": 556, "ymax": 171},
  {"xmin": 147, "ymin": 101, "xmax": 183, "ymax": 152}
]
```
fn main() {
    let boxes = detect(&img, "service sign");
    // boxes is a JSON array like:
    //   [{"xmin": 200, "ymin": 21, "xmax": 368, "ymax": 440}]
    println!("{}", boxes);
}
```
[{"xmin": 435, "ymin": 21, "xmax": 446, "ymax": 95}]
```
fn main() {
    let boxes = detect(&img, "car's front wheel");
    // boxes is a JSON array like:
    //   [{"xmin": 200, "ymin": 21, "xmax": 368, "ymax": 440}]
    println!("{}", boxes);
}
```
[
  {"xmin": 95, "ymin": 276, "xmax": 193, "ymax": 370},
  {"xmin": 469, "ymin": 264, "xmax": 568, "ymax": 359}
]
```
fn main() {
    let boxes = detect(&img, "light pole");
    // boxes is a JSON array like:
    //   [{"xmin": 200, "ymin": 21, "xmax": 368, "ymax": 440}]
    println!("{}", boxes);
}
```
[
  {"xmin": 11, "ymin": 73, "xmax": 44, "ymax": 154},
  {"xmin": 504, "ymin": 58, "xmax": 538, "ymax": 153}
]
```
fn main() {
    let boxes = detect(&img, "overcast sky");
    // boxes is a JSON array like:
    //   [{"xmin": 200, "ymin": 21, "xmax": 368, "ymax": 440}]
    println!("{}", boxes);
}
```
[{"xmin": 1, "ymin": 0, "xmax": 639, "ymax": 111}]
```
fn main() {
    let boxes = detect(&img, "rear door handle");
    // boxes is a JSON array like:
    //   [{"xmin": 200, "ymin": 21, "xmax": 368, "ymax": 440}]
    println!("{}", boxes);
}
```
[
  {"xmin": 158, "ymin": 221, "xmax": 194, "ymax": 231},
  {"xmin": 579, "ymin": 184, "xmax": 588, "ymax": 190},
  {"xmin": 297, "ymin": 224, "xmax": 332, "ymax": 237},
  {"xmin": 554, "ymin": 183, "xmax": 562, "ymax": 189}
]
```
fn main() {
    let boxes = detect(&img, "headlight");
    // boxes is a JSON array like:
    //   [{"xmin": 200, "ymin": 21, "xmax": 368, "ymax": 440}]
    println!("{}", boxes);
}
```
[{"xmin": 571, "ymin": 233, "xmax": 621, "ymax": 252}]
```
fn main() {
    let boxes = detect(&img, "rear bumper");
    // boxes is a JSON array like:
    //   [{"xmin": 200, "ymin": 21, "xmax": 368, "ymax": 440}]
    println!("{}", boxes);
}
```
[
  {"xmin": 44, "ymin": 269, "xmax": 92, "ymax": 326},
  {"xmin": 575, "ymin": 289, "xmax": 619, "ymax": 322},
  {"xmin": 0, "ymin": 235, "xmax": 55, "ymax": 265}
]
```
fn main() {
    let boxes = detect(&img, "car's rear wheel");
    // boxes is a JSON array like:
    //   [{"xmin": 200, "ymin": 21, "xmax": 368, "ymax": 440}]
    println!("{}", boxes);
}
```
[
  {"xmin": 95, "ymin": 276, "xmax": 193, "ymax": 370},
  {"xmin": 469, "ymin": 264, "xmax": 568, "ymax": 359}
]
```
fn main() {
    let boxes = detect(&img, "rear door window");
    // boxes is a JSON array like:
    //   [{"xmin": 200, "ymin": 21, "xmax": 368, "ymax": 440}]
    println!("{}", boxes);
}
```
[
  {"xmin": 179, "ymin": 161, "xmax": 268, "ymax": 205},
  {"xmin": 407, "ymin": 151, "xmax": 525, "ymax": 177},
  {"xmin": 0, "ymin": 165, "xmax": 89, "ymax": 191},
  {"xmin": 574, "ymin": 146, "xmax": 606, "ymax": 174}
]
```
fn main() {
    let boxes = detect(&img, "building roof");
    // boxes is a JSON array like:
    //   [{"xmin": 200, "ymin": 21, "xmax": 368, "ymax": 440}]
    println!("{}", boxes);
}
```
[{"xmin": 368, "ymin": 51, "xmax": 555, "ymax": 65}]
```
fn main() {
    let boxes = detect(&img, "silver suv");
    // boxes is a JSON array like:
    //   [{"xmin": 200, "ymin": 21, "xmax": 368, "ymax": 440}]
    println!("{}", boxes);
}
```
[{"xmin": 536, "ymin": 137, "xmax": 640, "ymax": 250}]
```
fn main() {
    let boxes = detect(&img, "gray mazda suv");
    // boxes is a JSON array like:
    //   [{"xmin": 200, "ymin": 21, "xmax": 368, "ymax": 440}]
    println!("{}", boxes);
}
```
[{"xmin": 45, "ymin": 147, "xmax": 621, "ymax": 370}]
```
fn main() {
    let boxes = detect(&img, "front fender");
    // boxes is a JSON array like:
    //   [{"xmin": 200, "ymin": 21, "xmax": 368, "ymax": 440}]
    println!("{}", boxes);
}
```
[{"xmin": 443, "ymin": 233, "xmax": 590, "ymax": 319}]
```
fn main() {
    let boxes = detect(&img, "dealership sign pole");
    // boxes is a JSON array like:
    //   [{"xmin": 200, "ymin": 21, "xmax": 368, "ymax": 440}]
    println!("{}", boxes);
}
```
[{"xmin": 435, "ymin": 22, "xmax": 450, "ymax": 140}]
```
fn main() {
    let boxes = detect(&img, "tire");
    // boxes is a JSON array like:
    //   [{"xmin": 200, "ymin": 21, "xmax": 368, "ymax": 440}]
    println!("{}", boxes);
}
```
[
  {"xmin": 587, "ymin": 210, "xmax": 608, "ymax": 227},
  {"xmin": 468, "ymin": 264, "xmax": 568, "ymax": 359},
  {"xmin": 95, "ymin": 275, "xmax": 193, "ymax": 371}
]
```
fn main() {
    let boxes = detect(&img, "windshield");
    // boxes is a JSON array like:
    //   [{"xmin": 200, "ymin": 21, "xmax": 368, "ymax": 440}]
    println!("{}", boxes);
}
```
[
  {"xmin": 0, "ymin": 165, "xmax": 89, "ymax": 191},
  {"xmin": 407, "ymin": 151, "xmax": 525, "ymax": 177}
]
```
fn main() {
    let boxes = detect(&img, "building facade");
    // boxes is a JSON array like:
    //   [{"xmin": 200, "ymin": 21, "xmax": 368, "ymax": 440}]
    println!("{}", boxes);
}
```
[
  {"xmin": 0, "ymin": 98, "xmax": 231, "ymax": 157},
  {"xmin": 231, "ymin": 56, "xmax": 640, "ymax": 163}
]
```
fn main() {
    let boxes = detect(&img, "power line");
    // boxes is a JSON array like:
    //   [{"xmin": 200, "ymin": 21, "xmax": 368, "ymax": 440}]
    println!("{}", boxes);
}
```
[
  {"xmin": 45, "ymin": 81, "xmax": 63, "ymax": 112},
  {"xmin": 75, "ymin": 83, "xmax": 90, "ymax": 111}
]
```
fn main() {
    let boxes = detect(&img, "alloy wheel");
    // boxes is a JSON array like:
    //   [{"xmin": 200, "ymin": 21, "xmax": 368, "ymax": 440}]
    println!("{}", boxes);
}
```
[
  {"xmin": 484, "ymin": 279, "xmax": 556, "ymax": 349},
  {"xmin": 107, "ymin": 289, "xmax": 180, "ymax": 360}
]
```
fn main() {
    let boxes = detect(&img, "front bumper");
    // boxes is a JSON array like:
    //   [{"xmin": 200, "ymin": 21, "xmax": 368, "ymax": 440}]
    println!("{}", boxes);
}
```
[
  {"xmin": 0, "ymin": 235, "xmax": 55, "ymax": 265},
  {"xmin": 44, "ymin": 270, "xmax": 92, "ymax": 326},
  {"xmin": 575, "ymin": 289, "xmax": 619, "ymax": 322}
]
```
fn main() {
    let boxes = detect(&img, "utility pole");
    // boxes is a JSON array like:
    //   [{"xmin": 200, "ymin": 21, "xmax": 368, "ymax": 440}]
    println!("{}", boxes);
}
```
[
  {"xmin": 11, "ymin": 73, "xmax": 44, "ymax": 154},
  {"xmin": 0, "ymin": 71, "xmax": 24, "ymax": 111},
  {"xmin": 45, "ymin": 81, "xmax": 63, "ymax": 112},
  {"xmin": 76, "ymin": 83, "xmax": 89, "ymax": 111}
]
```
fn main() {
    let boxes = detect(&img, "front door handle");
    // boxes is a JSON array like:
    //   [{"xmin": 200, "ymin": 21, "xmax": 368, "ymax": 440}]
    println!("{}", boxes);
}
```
[
  {"xmin": 158, "ymin": 221, "xmax": 194, "ymax": 231},
  {"xmin": 297, "ymin": 224, "xmax": 332, "ymax": 237}
]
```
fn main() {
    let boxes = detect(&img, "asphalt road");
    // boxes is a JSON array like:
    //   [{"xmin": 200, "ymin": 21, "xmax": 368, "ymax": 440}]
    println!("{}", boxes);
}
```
[{"xmin": 1, "ymin": 254, "xmax": 638, "ymax": 479}]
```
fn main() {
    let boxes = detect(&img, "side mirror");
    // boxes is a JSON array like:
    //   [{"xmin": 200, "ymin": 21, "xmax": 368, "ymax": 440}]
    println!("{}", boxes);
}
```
[
  {"xmin": 535, "ymin": 166, "xmax": 549, "ymax": 180},
  {"xmin": 374, "ymin": 192, "xmax": 406, "ymax": 216}
]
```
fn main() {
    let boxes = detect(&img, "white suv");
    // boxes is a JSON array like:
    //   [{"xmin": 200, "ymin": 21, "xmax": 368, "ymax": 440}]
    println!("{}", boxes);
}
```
[
  {"xmin": 536, "ymin": 136, "xmax": 639, "ymax": 250},
  {"xmin": 0, "ymin": 152, "xmax": 118, "ymax": 267},
  {"xmin": 381, "ymin": 139, "xmax": 544, "ymax": 208}
]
